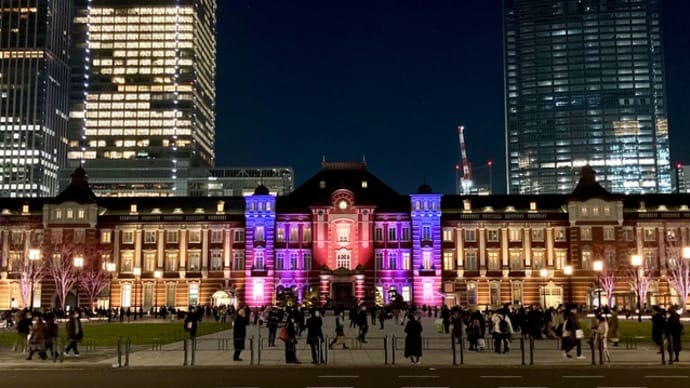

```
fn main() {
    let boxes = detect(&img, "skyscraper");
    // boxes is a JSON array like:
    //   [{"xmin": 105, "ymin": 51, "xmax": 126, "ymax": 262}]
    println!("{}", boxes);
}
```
[
  {"xmin": 503, "ymin": 0, "xmax": 671, "ymax": 194},
  {"xmin": 67, "ymin": 0, "xmax": 216, "ymax": 196},
  {"xmin": 0, "ymin": 1, "xmax": 71, "ymax": 197}
]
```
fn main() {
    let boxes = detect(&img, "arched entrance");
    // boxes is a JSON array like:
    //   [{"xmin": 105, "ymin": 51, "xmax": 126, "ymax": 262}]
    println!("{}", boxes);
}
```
[{"xmin": 211, "ymin": 289, "xmax": 237, "ymax": 308}]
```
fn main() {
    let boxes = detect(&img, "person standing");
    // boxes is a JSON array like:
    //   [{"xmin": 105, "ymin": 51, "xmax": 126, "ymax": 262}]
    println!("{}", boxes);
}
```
[
  {"xmin": 13, "ymin": 310, "xmax": 31, "ymax": 353},
  {"xmin": 651, "ymin": 306, "xmax": 666, "ymax": 352},
  {"xmin": 608, "ymin": 308, "xmax": 619, "ymax": 347},
  {"xmin": 328, "ymin": 315, "xmax": 348, "ymax": 349},
  {"xmin": 491, "ymin": 308, "xmax": 513, "ymax": 354},
  {"xmin": 440, "ymin": 305, "xmax": 451, "ymax": 334},
  {"xmin": 284, "ymin": 317, "xmax": 300, "ymax": 364},
  {"xmin": 267, "ymin": 308, "xmax": 279, "ymax": 347},
  {"xmin": 357, "ymin": 306, "xmax": 369, "ymax": 343},
  {"xmin": 664, "ymin": 307, "xmax": 683, "ymax": 362},
  {"xmin": 232, "ymin": 308, "xmax": 248, "ymax": 361},
  {"xmin": 26, "ymin": 315, "xmax": 47, "ymax": 360},
  {"xmin": 306, "ymin": 310, "xmax": 324, "ymax": 364},
  {"xmin": 64, "ymin": 310, "xmax": 83, "ymax": 356},
  {"xmin": 404, "ymin": 313, "xmax": 423, "ymax": 364},
  {"xmin": 43, "ymin": 313, "xmax": 59, "ymax": 361}
]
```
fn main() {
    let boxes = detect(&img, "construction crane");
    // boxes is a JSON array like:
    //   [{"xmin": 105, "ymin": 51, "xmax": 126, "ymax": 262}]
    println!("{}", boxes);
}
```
[{"xmin": 456, "ymin": 125, "xmax": 473, "ymax": 195}]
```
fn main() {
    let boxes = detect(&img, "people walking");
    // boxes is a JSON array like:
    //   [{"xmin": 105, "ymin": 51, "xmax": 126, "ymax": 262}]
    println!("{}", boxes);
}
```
[
  {"xmin": 43, "ymin": 313, "xmax": 59, "ymax": 361},
  {"xmin": 404, "ymin": 313, "xmax": 423, "ymax": 364},
  {"xmin": 284, "ymin": 317, "xmax": 300, "ymax": 364},
  {"xmin": 608, "ymin": 307, "xmax": 619, "ymax": 347},
  {"xmin": 26, "ymin": 315, "xmax": 47, "ymax": 360},
  {"xmin": 267, "ymin": 308, "xmax": 279, "ymax": 347},
  {"xmin": 561, "ymin": 310, "xmax": 584, "ymax": 359},
  {"xmin": 357, "ymin": 306, "xmax": 369, "ymax": 343},
  {"xmin": 64, "ymin": 310, "xmax": 83, "ymax": 356},
  {"xmin": 491, "ymin": 307, "xmax": 513, "ymax": 354},
  {"xmin": 13, "ymin": 310, "xmax": 31, "ymax": 353},
  {"xmin": 232, "ymin": 308, "xmax": 248, "ymax": 361},
  {"xmin": 328, "ymin": 315, "xmax": 348, "ymax": 349},
  {"xmin": 651, "ymin": 306, "xmax": 666, "ymax": 352},
  {"xmin": 306, "ymin": 310, "xmax": 324, "ymax": 364}
]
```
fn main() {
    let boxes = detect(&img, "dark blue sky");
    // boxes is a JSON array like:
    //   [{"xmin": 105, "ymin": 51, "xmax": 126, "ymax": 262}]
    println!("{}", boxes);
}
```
[{"xmin": 216, "ymin": 0, "xmax": 690, "ymax": 195}]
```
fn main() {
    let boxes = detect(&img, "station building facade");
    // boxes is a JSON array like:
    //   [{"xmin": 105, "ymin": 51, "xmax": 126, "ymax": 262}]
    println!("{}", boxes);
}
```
[{"xmin": 1, "ymin": 161, "xmax": 689, "ymax": 312}]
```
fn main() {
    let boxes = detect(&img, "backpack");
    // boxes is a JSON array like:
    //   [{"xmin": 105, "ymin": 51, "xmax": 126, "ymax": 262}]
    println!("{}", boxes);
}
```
[{"xmin": 499, "ymin": 315, "xmax": 509, "ymax": 334}]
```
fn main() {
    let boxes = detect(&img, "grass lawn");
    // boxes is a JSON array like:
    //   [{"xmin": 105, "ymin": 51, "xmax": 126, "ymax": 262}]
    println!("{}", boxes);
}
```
[
  {"xmin": 0, "ymin": 319, "xmax": 231, "ymax": 348},
  {"xmin": 578, "ymin": 317, "xmax": 689, "ymax": 343}
]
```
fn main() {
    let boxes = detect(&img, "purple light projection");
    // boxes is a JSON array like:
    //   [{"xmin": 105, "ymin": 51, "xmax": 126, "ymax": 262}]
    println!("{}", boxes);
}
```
[{"xmin": 409, "ymin": 192, "xmax": 443, "ymax": 306}]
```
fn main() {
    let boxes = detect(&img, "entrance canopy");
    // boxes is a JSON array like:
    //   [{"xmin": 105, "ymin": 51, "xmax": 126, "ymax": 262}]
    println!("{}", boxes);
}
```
[{"xmin": 212, "ymin": 289, "xmax": 237, "ymax": 308}]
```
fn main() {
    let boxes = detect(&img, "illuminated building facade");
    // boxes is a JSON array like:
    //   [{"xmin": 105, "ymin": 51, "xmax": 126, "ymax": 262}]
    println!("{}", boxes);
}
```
[
  {"xmin": 504, "ymin": 0, "xmax": 671, "ymax": 195},
  {"xmin": 3, "ymin": 163, "xmax": 690, "ymax": 313},
  {"xmin": 0, "ymin": 0, "xmax": 71, "ymax": 197},
  {"xmin": 67, "ymin": 0, "xmax": 216, "ymax": 196}
]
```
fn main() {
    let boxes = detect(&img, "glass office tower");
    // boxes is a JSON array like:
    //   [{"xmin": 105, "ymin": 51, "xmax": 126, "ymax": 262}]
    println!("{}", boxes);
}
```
[
  {"xmin": 0, "ymin": 1, "xmax": 71, "ymax": 197},
  {"xmin": 503, "ymin": 0, "xmax": 671, "ymax": 194},
  {"xmin": 67, "ymin": 0, "xmax": 216, "ymax": 196}
]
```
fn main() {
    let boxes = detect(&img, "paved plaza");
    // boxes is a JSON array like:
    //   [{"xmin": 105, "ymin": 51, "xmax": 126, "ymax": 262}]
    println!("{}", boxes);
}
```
[{"xmin": 0, "ymin": 314, "xmax": 683, "ymax": 368}]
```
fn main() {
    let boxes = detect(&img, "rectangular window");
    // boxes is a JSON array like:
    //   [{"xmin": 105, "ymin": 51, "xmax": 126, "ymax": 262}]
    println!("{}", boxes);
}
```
[
  {"xmin": 422, "ymin": 251, "xmax": 432, "ymax": 269},
  {"xmin": 144, "ymin": 230, "xmax": 156, "ymax": 244},
  {"xmin": 233, "ymin": 252, "xmax": 245, "ymax": 270},
  {"xmin": 166, "ymin": 230, "xmax": 178, "ymax": 243},
  {"xmin": 443, "ymin": 250, "xmax": 454, "ymax": 270},
  {"xmin": 487, "ymin": 229, "xmax": 499, "ymax": 242},
  {"xmin": 487, "ymin": 250, "xmax": 501, "ymax": 270},
  {"xmin": 511, "ymin": 282, "xmax": 523, "ymax": 306},
  {"xmin": 143, "ymin": 251, "xmax": 156, "ymax": 272},
  {"xmin": 337, "ymin": 225, "xmax": 350, "ymax": 243},
  {"xmin": 666, "ymin": 229, "xmax": 677, "ymax": 241},
  {"xmin": 164, "ymin": 251, "xmax": 178, "ymax": 271},
  {"xmin": 188, "ymin": 251, "xmax": 201, "ymax": 271},
  {"xmin": 303, "ymin": 252, "xmax": 312, "ymax": 270},
  {"xmin": 532, "ymin": 251, "xmax": 545, "ymax": 269},
  {"xmin": 624, "ymin": 228, "xmax": 634, "ymax": 241},
  {"xmin": 555, "ymin": 250, "xmax": 566, "ymax": 269},
  {"xmin": 580, "ymin": 227, "xmax": 592, "ymax": 241},
  {"xmin": 375, "ymin": 252, "xmax": 383, "ymax": 269},
  {"xmin": 121, "ymin": 283, "xmax": 132, "ymax": 308},
  {"xmin": 303, "ymin": 227, "xmax": 312, "ymax": 242},
  {"xmin": 254, "ymin": 251, "xmax": 265, "ymax": 269},
  {"xmin": 402, "ymin": 252, "xmax": 411, "ymax": 270},
  {"xmin": 531, "ymin": 228, "xmax": 544, "ymax": 242},
  {"xmin": 120, "ymin": 252, "xmax": 134, "ymax": 272},
  {"xmin": 289, "ymin": 252, "xmax": 298, "ymax": 270},
  {"xmin": 509, "ymin": 228, "xmax": 522, "ymax": 242},
  {"xmin": 275, "ymin": 252, "xmax": 285, "ymax": 270},
  {"xmin": 210, "ymin": 250, "xmax": 222, "ymax": 271},
  {"xmin": 122, "ymin": 230, "xmax": 134, "ymax": 244},
  {"xmin": 388, "ymin": 226, "xmax": 397, "ymax": 241},
  {"xmin": 402, "ymin": 227, "xmax": 411, "ymax": 241},
  {"xmin": 644, "ymin": 228, "xmax": 656, "ymax": 241},
  {"xmin": 165, "ymin": 283, "xmax": 176, "ymax": 307},
  {"xmin": 554, "ymin": 228, "xmax": 566, "ymax": 242},
  {"xmin": 490, "ymin": 282, "xmax": 501, "ymax": 306},
  {"xmin": 189, "ymin": 230, "xmax": 201, "ymax": 244},
  {"xmin": 210, "ymin": 230, "xmax": 223, "ymax": 243},
  {"xmin": 466, "ymin": 282, "xmax": 478, "ymax": 305},
  {"xmin": 101, "ymin": 231, "xmax": 112, "ymax": 244},
  {"xmin": 73, "ymin": 230, "xmax": 85, "ymax": 243},
  {"xmin": 188, "ymin": 283, "xmax": 199, "ymax": 307},
  {"xmin": 442, "ymin": 228, "xmax": 453, "ymax": 241},
  {"xmin": 374, "ymin": 227, "xmax": 383, "ymax": 241},
  {"xmin": 289, "ymin": 227, "xmax": 298, "ymax": 242},
  {"xmin": 465, "ymin": 251, "xmax": 478, "ymax": 271},
  {"xmin": 464, "ymin": 229, "xmax": 476, "ymax": 242},
  {"xmin": 234, "ymin": 229, "xmax": 245, "ymax": 242},
  {"xmin": 276, "ymin": 227, "xmax": 285, "ymax": 242},
  {"xmin": 603, "ymin": 226, "xmax": 615, "ymax": 241},
  {"xmin": 510, "ymin": 251, "xmax": 523, "ymax": 270},
  {"xmin": 254, "ymin": 226, "xmax": 264, "ymax": 242},
  {"xmin": 581, "ymin": 250, "xmax": 592, "ymax": 270},
  {"xmin": 336, "ymin": 252, "xmax": 351, "ymax": 269},
  {"xmin": 388, "ymin": 251, "xmax": 397, "ymax": 269},
  {"xmin": 422, "ymin": 225, "xmax": 431, "ymax": 241}
]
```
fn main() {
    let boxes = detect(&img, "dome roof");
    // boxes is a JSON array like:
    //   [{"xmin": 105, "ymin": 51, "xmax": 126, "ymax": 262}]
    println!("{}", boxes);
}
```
[
  {"xmin": 253, "ymin": 184, "xmax": 270, "ymax": 195},
  {"xmin": 416, "ymin": 183, "xmax": 433, "ymax": 194}
]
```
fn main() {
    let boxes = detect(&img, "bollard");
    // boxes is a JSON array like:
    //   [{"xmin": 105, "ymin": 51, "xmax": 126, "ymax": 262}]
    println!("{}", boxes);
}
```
[
  {"xmin": 323, "ymin": 337, "xmax": 328, "ymax": 365},
  {"xmin": 183, "ymin": 339, "xmax": 188, "ymax": 366},
  {"xmin": 668, "ymin": 336, "xmax": 674, "ymax": 365},
  {"xmin": 392, "ymin": 335, "xmax": 396, "ymax": 365},
  {"xmin": 660, "ymin": 339, "xmax": 666, "ymax": 365},
  {"xmin": 125, "ymin": 337, "xmax": 131, "ymax": 367},
  {"xmin": 257, "ymin": 336, "xmax": 262, "ymax": 365},
  {"xmin": 520, "ymin": 337, "xmax": 525, "ymax": 366},
  {"xmin": 117, "ymin": 337, "xmax": 122, "ymax": 368},
  {"xmin": 384, "ymin": 335, "xmax": 388, "ymax": 365},
  {"xmin": 459, "ymin": 336, "xmax": 464, "ymax": 365},
  {"xmin": 191, "ymin": 337, "xmax": 196, "ymax": 366},
  {"xmin": 250, "ymin": 336, "xmax": 254, "ymax": 366},
  {"xmin": 591, "ymin": 338, "xmax": 596, "ymax": 365}
]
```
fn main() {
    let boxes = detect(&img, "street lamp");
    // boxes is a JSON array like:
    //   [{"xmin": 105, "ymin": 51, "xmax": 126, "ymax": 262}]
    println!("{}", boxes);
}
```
[
  {"xmin": 540, "ymin": 268, "xmax": 548, "ymax": 308},
  {"xmin": 593, "ymin": 260, "xmax": 604, "ymax": 310},
  {"xmin": 28, "ymin": 248, "xmax": 40, "ymax": 310},
  {"xmin": 73, "ymin": 256, "xmax": 84, "ymax": 311},
  {"xmin": 631, "ymin": 254, "xmax": 643, "ymax": 323},
  {"xmin": 154, "ymin": 269, "xmax": 162, "ymax": 316},
  {"xmin": 105, "ymin": 262, "xmax": 116, "ymax": 322},
  {"xmin": 133, "ymin": 267, "xmax": 142, "ymax": 321},
  {"xmin": 564, "ymin": 265, "xmax": 573, "ymax": 306}
]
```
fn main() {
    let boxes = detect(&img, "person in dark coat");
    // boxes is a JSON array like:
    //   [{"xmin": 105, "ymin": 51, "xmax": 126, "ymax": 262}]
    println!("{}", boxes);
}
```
[
  {"xmin": 26, "ymin": 316, "xmax": 47, "ymax": 360},
  {"xmin": 232, "ymin": 308, "xmax": 248, "ymax": 361},
  {"xmin": 184, "ymin": 308, "xmax": 200, "ymax": 339},
  {"xmin": 267, "ymin": 308, "xmax": 279, "ymax": 346},
  {"xmin": 306, "ymin": 310, "xmax": 324, "ymax": 364},
  {"xmin": 404, "ymin": 313, "xmax": 423, "ymax": 364},
  {"xmin": 664, "ymin": 307, "xmax": 683, "ymax": 362},
  {"xmin": 284, "ymin": 317, "xmax": 300, "ymax": 364},
  {"xmin": 651, "ymin": 306, "xmax": 666, "ymax": 350},
  {"xmin": 43, "ymin": 313, "xmax": 59, "ymax": 361},
  {"xmin": 64, "ymin": 310, "xmax": 83, "ymax": 356}
]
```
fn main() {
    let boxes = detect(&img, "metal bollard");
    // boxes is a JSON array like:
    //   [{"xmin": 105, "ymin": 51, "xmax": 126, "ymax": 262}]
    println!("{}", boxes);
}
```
[
  {"xmin": 257, "ymin": 336, "xmax": 262, "ymax": 365},
  {"xmin": 459, "ymin": 336, "xmax": 464, "ymax": 365},
  {"xmin": 392, "ymin": 335, "xmax": 396, "ymax": 365},
  {"xmin": 250, "ymin": 336, "xmax": 254, "ymax": 366},
  {"xmin": 117, "ymin": 337, "xmax": 122, "ymax": 368},
  {"xmin": 183, "ymin": 339, "xmax": 188, "ymax": 366},
  {"xmin": 384, "ymin": 335, "xmax": 388, "ymax": 365},
  {"xmin": 529, "ymin": 336, "xmax": 534, "ymax": 365},
  {"xmin": 591, "ymin": 338, "xmax": 596, "ymax": 365},
  {"xmin": 125, "ymin": 337, "xmax": 131, "ymax": 367},
  {"xmin": 451, "ymin": 334, "xmax": 456, "ymax": 366},
  {"xmin": 191, "ymin": 337, "xmax": 196, "ymax": 366},
  {"xmin": 520, "ymin": 337, "xmax": 525, "ymax": 366},
  {"xmin": 668, "ymin": 336, "xmax": 674, "ymax": 365}
]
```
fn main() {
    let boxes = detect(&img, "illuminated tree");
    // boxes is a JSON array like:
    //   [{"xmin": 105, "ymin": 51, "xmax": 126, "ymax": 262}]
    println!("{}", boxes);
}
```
[
  {"xmin": 664, "ymin": 240, "xmax": 690, "ymax": 312},
  {"xmin": 624, "ymin": 257, "xmax": 654, "ymax": 312},
  {"xmin": 600, "ymin": 268, "xmax": 616, "ymax": 307},
  {"xmin": 79, "ymin": 262, "xmax": 110, "ymax": 312},
  {"xmin": 41, "ymin": 240, "xmax": 81, "ymax": 311}
]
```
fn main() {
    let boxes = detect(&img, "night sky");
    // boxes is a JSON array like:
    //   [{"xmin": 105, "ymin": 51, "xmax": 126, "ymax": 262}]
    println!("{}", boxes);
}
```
[{"xmin": 216, "ymin": 0, "xmax": 690, "ymax": 195}]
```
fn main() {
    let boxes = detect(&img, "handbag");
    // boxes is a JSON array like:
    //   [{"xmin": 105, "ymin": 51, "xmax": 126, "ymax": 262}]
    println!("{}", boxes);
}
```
[
  {"xmin": 278, "ymin": 326, "xmax": 289, "ymax": 342},
  {"xmin": 575, "ymin": 329, "xmax": 585, "ymax": 339}
]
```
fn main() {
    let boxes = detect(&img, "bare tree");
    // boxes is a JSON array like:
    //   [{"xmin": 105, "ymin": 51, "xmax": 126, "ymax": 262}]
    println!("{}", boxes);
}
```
[
  {"xmin": 19, "ymin": 259, "xmax": 46, "ymax": 309},
  {"xmin": 664, "ymin": 239, "xmax": 690, "ymax": 312},
  {"xmin": 599, "ymin": 268, "xmax": 616, "ymax": 307},
  {"xmin": 624, "ymin": 260, "xmax": 654, "ymax": 312},
  {"xmin": 41, "ymin": 240, "xmax": 81, "ymax": 311},
  {"xmin": 79, "ymin": 254, "xmax": 111, "ymax": 312}
]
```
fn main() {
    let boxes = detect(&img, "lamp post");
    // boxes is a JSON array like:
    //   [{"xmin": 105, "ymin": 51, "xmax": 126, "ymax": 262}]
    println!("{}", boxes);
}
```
[
  {"xmin": 133, "ymin": 267, "xmax": 141, "ymax": 321},
  {"xmin": 631, "ymin": 254, "xmax": 643, "ymax": 323},
  {"xmin": 73, "ymin": 256, "xmax": 84, "ymax": 311},
  {"xmin": 28, "ymin": 248, "xmax": 40, "ymax": 310},
  {"xmin": 540, "ymin": 268, "xmax": 548, "ymax": 308},
  {"xmin": 593, "ymin": 260, "xmax": 604, "ymax": 310},
  {"xmin": 154, "ymin": 269, "xmax": 162, "ymax": 317},
  {"xmin": 564, "ymin": 265, "xmax": 573, "ymax": 307},
  {"xmin": 105, "ymin": 262, "xmax": 116, "ymax": 322}
]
